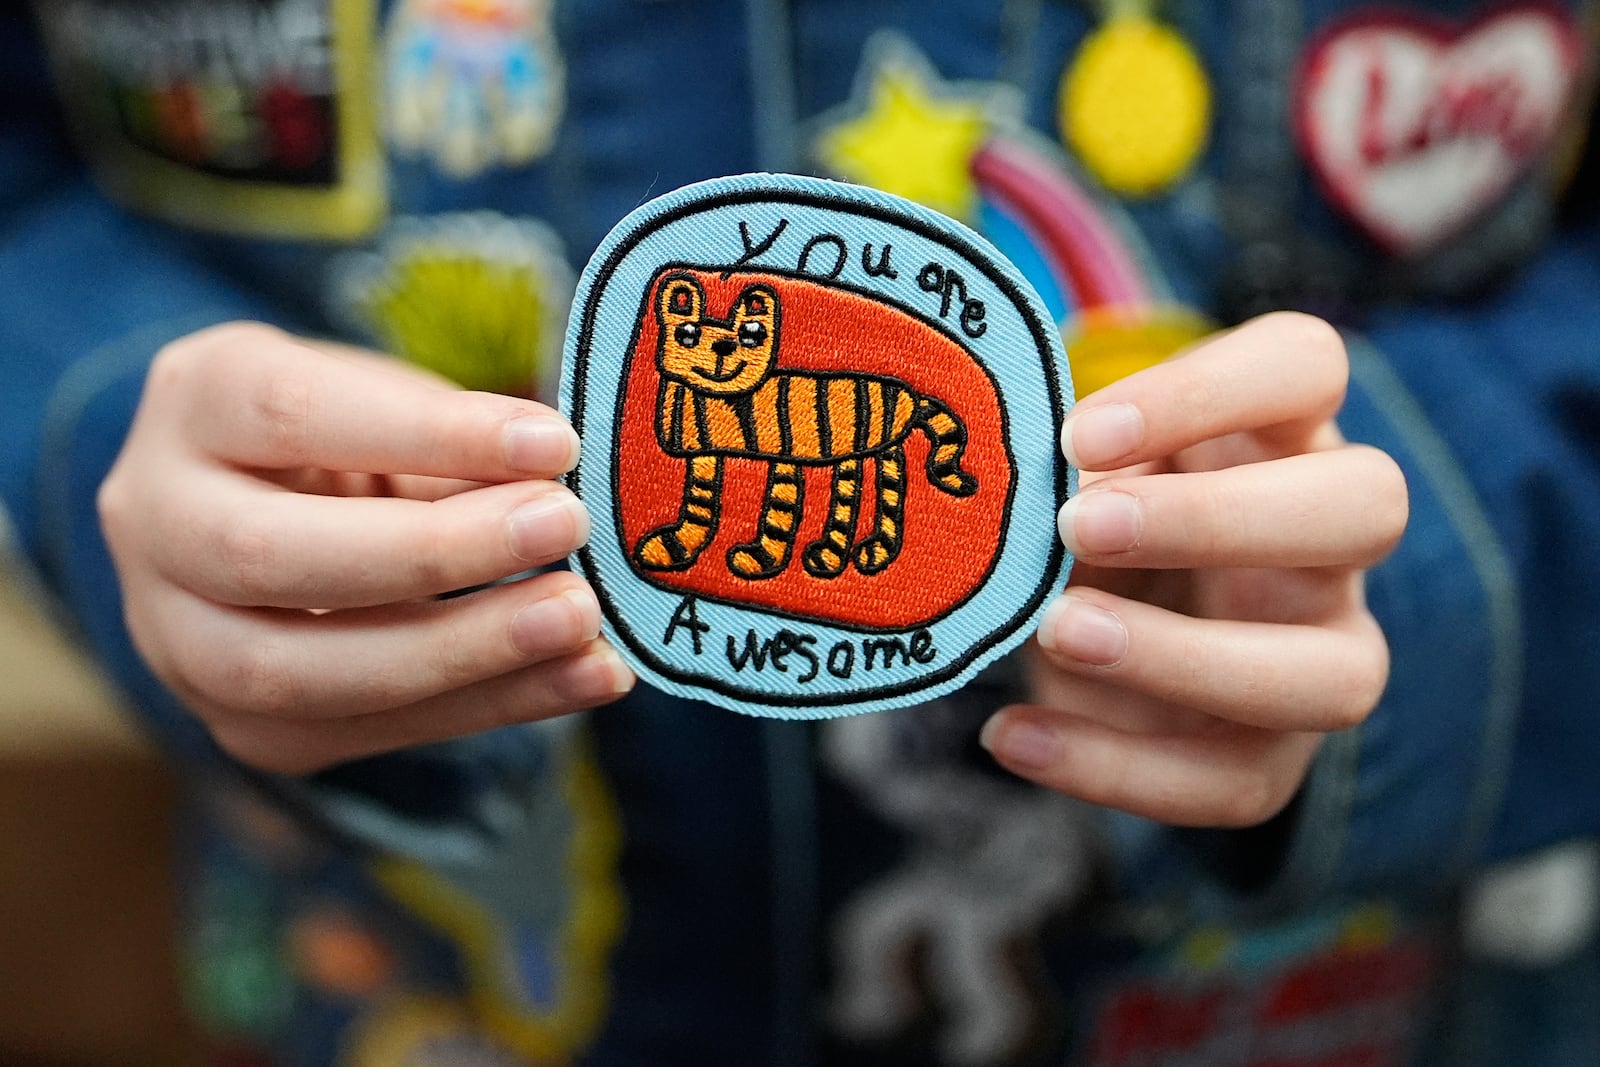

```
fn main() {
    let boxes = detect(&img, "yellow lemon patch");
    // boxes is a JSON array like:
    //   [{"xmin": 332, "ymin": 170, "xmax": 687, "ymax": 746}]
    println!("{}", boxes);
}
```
[{"xmin": 1060, "ymin": 17, "xmax": 1212, "ymax": 198}]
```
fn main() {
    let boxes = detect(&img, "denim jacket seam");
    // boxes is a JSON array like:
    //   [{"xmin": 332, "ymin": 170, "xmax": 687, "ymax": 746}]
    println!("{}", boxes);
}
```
[
  {"xmin": 1250, "ymin": 336, "xmax": 1522, "ymax": 910},
  {"xmin": 1344, "ymin": 337, "xmax": 1523, "ymax": 876},
  {"xmin": 743, "ymin": 0, "xmax": 802, "ymax": 174}
]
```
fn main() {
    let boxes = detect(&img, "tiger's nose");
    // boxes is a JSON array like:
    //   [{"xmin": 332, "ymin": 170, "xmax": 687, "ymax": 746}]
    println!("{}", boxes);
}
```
[{"xmin": 712, "ymin": 338, "xmax": 737, "ymax": 357}]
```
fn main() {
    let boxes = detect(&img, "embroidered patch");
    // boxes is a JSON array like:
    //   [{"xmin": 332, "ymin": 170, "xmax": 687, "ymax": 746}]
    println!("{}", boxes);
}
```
[
  {"xmin": 334, "ymin": 212, "xmax": 573, "ymax": 399},
  {"xmin": 1079, "ymin": 903, "xmax": 1441, "ymax": 1066},
  {"xmin": 1296, "ymin": 2, "xmax": 1584, "ymax": 256},
  {"xmin": 560, "ymin": 174, "xmax": 1073, "ymax": 717},
  {"xmin": 37, "ymin": 0, "xmax": 385, "ymax": 239},
  {"xmin": 371, "ymin": 721, "xmax": 624, "ymax": 1061},
  {"xmin": 384, "ymin": 0, "xmax": 565, "ymax": 178},
  {"xmin": 343, "ymin": 998, "xmax": 548, "ymax": 1066},
  {"xmin": 1058, "ymin": 11, "xmax": 1213, "ymax": 198},
  {"xmin": 823, "ymin": 703, "xmax": 1094, "ymax": 1063},
  {"xmin": 186, "ymin": 852, "xmax": 297, "ymax": 1041},
  {"xmin": 286, "ymin": 906, "xmax": 395, "ymax": 998}
]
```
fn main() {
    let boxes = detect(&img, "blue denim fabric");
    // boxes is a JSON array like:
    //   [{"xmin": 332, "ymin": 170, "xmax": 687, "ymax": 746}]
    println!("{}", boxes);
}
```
[{"xmin": 4, "ymin": 1, "xmax": 1600, "ymax": 1063}]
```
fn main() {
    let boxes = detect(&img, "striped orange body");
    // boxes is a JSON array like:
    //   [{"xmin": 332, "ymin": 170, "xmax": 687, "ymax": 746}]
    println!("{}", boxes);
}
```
[
  {"xmin": 656, "ymin": 373, "xmax": 918, "ymax": 462},
  {"xmin": 633, "ymin": 272, "xmax": 977, "ymax": 581}
]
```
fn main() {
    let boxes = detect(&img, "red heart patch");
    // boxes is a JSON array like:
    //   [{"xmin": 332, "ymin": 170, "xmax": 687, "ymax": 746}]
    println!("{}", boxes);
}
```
[{"xmin": 1296, "ymin": 3, "xmax": 1584, "ymax": 256}]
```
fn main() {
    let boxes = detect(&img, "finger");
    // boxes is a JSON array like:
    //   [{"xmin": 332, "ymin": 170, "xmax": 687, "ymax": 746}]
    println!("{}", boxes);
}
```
[
  {"xmin": 1024, "ymin": 645, "xmax": 1206, "ymax": 736},
  {"xmin": 1068, "ymin": 563, "xmax": 1364, "ymax": 631},
  {"xmin": 274, "ymin": 468, "xmax": 492, "ymax": 503},
  {"xmin": 1061, "ymin": 312, "xmax": 1349, "ymax": 471},
  {"xmin": 207, "ymin": 640, "xmax": 634, "ymax": 776},
  {"xmin": 980, "ymin": 706, "xmax": 1321, "ymax": 827},
  {"xmin": 1058, "ymin": 445, "xmax": 1408, "ymax": 570},
  {"xmin": 164, "ymin": 323, "xmax": 579, "ymax": 479},
  {"xmin": 382, "ymin": 473, "xmax": 496, "ymax": 502},
  {"xmin": 1031, "ymin": 589, "xmax": 1390, "ymax": 733},
  {"xmin": 150, "ymin": 474, "xmax": 588, "ymax": 608},
  {"xmin": 147, "ymin": 571, "xmax": 606, "ymax": 719}
]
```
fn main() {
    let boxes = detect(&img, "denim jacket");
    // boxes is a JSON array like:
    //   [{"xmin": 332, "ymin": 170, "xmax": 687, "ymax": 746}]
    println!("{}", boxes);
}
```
[{"xmin": 3, "ymin": 1, "xmax": 1600, "ymax": 1063}]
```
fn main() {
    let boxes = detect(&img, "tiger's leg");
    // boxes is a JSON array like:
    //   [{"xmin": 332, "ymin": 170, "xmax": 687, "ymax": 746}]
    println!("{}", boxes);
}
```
[
  {"xmin": 801, "ymin": 457, "xmax": 862, "ymax": 579},
  {"xmin": 633, "ymin": 455, "xmax": 723, "ymax": 571},
  {"xmin": 853, "ymin": 445, "xmax": 907, "ymax": 575},
  {"xmin": 728, "ymin": 462, "xmax": 804, "ymax": 580}
]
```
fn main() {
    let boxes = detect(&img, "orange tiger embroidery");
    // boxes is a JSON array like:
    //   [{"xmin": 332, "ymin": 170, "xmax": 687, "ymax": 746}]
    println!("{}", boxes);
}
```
[{"xmin": 633, "ymin": 272, "xmax": 978, "ymax": 580}]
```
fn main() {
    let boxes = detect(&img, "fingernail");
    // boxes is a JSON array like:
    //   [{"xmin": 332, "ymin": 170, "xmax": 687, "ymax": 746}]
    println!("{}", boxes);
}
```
[
  {"xmin": 1061, "ymin": 403, "xmax": 1143, "ymax": 468},
  {"xmin": 512, "ymin": 588, "xmax": 600, "ymax": 656},
  {"xmin": 508, "ymin": 493, "xmax": 590, "ymax": 562},
  {"xmin": 979, "ymin": 717, "xmax": 1062, "ymax": 773},
  {"xmin": 1057, "ymin": 491, "xmax": 1143, "ymax": 555},
  {"xmin": 505, "ymin": 416, "xmax": 581, "ymax": 474},
  {"xmin": 560, "ymin": 645, "xmax": 635, "ymax": 701},
  {"xmin": 1036, "ymin": 596, "xmax": 1127, "ymax": 666}
]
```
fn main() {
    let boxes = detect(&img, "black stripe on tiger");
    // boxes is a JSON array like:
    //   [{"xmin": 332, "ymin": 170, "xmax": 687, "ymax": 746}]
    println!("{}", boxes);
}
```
[
  {"xmin": 663, "ymin": 382, "xmax": 679, "ymax": 450},
  {"xmin": 727, "ymin": 462, "xmax": 804, "ymax": 580},
  {"xmin": 692, "ymin": 390, "xmax": 712, "ymax": 452},
  {"xmin": 802, "ymin": 457, "xmax": 862, "ymax": 578},
  {"xmin": 816, "ymin": 382, "xmax": 833, "ymax": 457},
  {"xmin": 875, "ymin": 380, "xmax": 896, "ymax": 444},
  {"xmin": 912, "ymin": 396, "xmax": 978, "ymax": 497},
  {"xmin": 854, "ymin": 445, "xmax": 907, "ymax": 575},
  {"xmin": 733, "ymin": 394, "xmax": 759, "ymax": 451},
  {"xmin": 776, "ymin": 375, "xmax": 794, "ymax": 455},
  {"xmin": 853, "ymin": 378, "xmax": 871, "ymax": 454}
]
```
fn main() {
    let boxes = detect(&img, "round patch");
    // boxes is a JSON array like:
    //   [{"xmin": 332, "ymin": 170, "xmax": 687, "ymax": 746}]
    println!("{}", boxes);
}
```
[
  {"xmin": 560, "ymin": 174, "xmax": 1074, "ymax": 717},
  {"xmin": 1059, "ymin": 15, "xmax": 1212, "ymax": 199},
  {"xmin": 333, "ymin": 212, "xmax": 573, "ymax": 399}
]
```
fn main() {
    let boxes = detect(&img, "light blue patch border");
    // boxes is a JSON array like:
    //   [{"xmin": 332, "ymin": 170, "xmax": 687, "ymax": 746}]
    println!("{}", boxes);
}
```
[{"xmin": 560, "ymin": 173, "xmax": 1075, "ymax": 718}]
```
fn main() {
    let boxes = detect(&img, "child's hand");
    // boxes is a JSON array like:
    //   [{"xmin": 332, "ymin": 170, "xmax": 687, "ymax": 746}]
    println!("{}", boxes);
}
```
[
  {"xmin": 981, "ymin": 313, "xmax": 1407, "ymax": 827},
  {"xmin": 98, "ymin": 323, "xmax": 634, "ymax": 775}
]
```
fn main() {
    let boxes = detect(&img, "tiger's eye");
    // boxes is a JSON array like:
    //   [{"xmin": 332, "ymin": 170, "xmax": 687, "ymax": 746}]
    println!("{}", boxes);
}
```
[
  {"xmin": 739, "ymin": 321, "xmax": 767, "ymax": 348},
  {"xmin": 675, "ymin": 323, "xmax": 701, "ymax": 348}
]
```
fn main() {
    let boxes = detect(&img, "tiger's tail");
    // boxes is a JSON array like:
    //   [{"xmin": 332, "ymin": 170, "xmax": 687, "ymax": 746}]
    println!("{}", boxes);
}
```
[{"xmin": 911, "ymin": 396, "xmax": 978, "ymax": 497}]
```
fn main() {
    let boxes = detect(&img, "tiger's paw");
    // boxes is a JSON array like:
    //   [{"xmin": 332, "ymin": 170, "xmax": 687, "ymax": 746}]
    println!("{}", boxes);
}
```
[
  {"xmin": 633, "ymin": 527, "xmax": 704, "ymax": 571},
  {"xmin": 853, "ymin": 535, "xmax": 902, "ymax": 575},
  {"xmin": 727, "ymin": 544, "xmax": 788, "ymax": 580},
  {"xmin": 802, "ymin": 541, "xmax": 850, "ymax": 579}
]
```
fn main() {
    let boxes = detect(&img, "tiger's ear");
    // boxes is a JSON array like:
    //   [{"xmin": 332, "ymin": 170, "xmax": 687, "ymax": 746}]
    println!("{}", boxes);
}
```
[
  {"xmin": 657, "ymin": 273, "xmax": 704, "ymax": 325},
  {"xmin": 733, "ymin": 284, "xmax": 778, "ymax": 326}
]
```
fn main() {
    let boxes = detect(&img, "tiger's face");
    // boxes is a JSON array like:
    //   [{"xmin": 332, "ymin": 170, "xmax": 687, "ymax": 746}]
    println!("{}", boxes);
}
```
[{"xmin": 654, "ymin": 273, "xmax": 780, "ymax": 395}]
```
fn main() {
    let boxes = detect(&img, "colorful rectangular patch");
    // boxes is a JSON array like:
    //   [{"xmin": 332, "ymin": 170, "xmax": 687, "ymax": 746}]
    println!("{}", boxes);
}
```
[{"xmin": 38, "ymin": 0, "xmax": 386, "ymax": 240}]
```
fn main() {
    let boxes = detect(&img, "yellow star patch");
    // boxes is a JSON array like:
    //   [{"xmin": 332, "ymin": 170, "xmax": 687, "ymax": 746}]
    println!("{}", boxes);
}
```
[{"xmin": 815, "ymin": 39, "xmax": 1015, "ymax": 222}]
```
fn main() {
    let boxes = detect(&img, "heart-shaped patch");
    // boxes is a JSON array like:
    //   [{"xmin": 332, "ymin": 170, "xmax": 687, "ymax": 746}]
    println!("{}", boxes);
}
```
[{"xmin": 1296, "ymin": 3, "xmax": 1583, "ymax": 257}]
